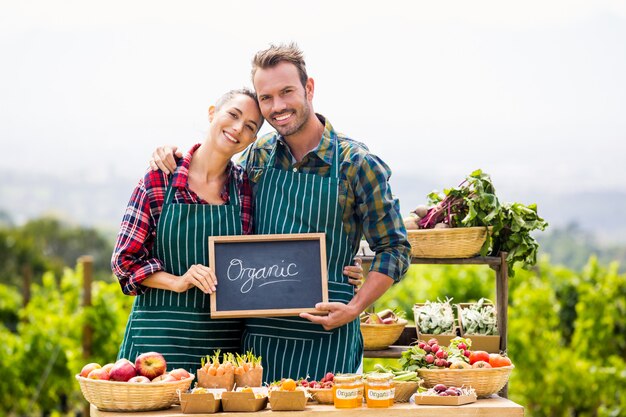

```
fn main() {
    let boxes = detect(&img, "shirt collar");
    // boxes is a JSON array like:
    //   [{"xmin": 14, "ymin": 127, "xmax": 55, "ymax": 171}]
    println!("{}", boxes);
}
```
[
  {"xmin": 171, "ymin": 143, "xmax": 234, "ymax": 189},
  {"xmin": 275, "ymin": 113, "xmax": 336, "ymax": 166}
]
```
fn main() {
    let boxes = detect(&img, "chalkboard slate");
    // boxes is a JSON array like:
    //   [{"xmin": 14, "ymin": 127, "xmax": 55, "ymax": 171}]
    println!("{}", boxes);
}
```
[{"xmin": 209, "ymin": 233, "xmax": 328, "ymax": 318}]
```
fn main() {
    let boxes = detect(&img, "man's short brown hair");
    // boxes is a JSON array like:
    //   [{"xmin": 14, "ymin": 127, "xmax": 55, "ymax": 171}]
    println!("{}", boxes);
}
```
[{"xmin": 251, "ymin": 43, "xmax": 308, "ymax": 88}]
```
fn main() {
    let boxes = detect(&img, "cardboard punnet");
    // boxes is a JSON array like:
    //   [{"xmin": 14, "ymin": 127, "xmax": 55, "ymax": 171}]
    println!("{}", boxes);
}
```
[
  {"xmin": 456, "ymin": 303, "xmax": 501, "ymax": 353},
  {"xmin": 234, "ymin": 366, "xmax": 263, "ymax": 388},
  {"xmin": 413, "ymin": 393, "xmax": 477, "ymax": 406},
  {"xmin": 197, "ymin": 367, "xmax": 235, "ymax": 390},
  {"xmin": 413, "ymin": 303, "xmax": 458, "ymax": 347},
  {"xmin": 179, "ymin": 392, "xmax": 221, "ymax": 414},
  {"xmin": 269, "ymin": 390, "xmax": 308, "ymax": 411},
  {"xmin": 221, "ymin": 390, "xmax": 268, "ymax": 412}
]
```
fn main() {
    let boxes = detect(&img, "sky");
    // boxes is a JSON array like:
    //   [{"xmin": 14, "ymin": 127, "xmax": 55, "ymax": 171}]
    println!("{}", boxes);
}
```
[{"xmin": 1, "ymin": 1, "xmax": 625, "ymax": 208}]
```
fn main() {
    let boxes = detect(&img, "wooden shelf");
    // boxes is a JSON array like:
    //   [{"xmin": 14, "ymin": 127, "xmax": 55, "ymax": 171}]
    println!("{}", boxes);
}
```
[{"xmin": 359, "ymin": 253, "xmax": 510, "ymax": 396}]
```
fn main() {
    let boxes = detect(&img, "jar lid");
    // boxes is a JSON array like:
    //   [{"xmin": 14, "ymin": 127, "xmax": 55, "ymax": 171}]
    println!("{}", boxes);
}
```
[
  {"xmin": 366, "ymin": 372, "xmax": 394, "ymax": 382},
  {"xmin": 334, "ymin": 373, "xmax": 362, "ymax": 383}
]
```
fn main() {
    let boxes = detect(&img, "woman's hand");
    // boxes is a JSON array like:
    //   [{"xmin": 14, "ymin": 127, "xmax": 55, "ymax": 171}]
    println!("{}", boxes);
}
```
[
  {"xmin": 176, "ymin": 264, "xmax": 217, "ymax": 294},
  {"xmin": 344, "ymin": 257, "xmax": 365, "ymax": 293},
  {"xmin": 149, "ymin": 145, "xmax": 182, "ymax": 175}
]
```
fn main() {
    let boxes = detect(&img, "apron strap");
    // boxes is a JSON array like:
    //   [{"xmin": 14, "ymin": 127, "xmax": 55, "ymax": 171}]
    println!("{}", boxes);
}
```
[
  {"xmin": 163, "ymin": 174, "xmax": 176, "ymax": 205},
  {"xmin": 164, "ymin": 167, "xmax": 240, "ymax": 207},
  {"xmin": 329, "ymin": 130, "xmax": 340, "ymax": 180}
]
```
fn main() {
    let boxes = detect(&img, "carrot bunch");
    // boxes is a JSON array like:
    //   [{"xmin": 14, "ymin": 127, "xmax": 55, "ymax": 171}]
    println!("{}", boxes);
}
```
[
  {"xmin": 200, "ymin": 350, "xmax": 236, "ymax": 377},
  {"xmin": 233, "ymin": 351, "xmax": 263, "ymax": 388},
  {"xmin": 234, "ymin": 351, "xmax": 262, "ymax": 375}
]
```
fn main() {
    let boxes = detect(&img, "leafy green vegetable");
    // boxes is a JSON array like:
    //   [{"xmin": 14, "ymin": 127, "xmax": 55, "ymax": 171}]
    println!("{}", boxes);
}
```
[
  {"xmin": 414, "ymin": 298, "xmax": 455, "ymax": 334},
  {"xmin": 371, "ymin": 364, "xmax": 421, "ymax": 382},
  {"xmin": 459, "ymin": 298, "xmax": 498, "ymax": 335},
  {"xmin": 418, "ymin": 169, "xmax": 548, "ymax": 276}
]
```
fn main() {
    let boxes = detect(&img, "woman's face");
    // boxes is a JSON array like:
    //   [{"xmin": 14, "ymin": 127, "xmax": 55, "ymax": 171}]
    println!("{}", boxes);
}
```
[{"xmin": 209, "ymin": 94, "xmax": 262, "ymax": 155}]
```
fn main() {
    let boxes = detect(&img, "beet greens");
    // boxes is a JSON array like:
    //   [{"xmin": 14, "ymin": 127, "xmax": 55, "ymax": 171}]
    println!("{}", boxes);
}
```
[{"xmin": 418, "ymin": 169, "xmax": 548, "ymax": 276}]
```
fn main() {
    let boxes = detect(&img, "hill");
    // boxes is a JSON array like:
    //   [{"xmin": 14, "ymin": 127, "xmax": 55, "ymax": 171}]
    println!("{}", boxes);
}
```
[{"xmin": 2, "ymin": 170, "xmax": 626, "ymax": 245}]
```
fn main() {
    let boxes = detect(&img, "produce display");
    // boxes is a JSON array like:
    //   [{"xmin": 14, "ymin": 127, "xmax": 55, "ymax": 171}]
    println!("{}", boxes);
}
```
[
  {"xmin": 267, "ymin": 379, "xmax": 310, "ymax": 411},
  {"xmin": 198, "ymin": 350, "xmax": 263, "ymax": 390},
  {"xmin": 403, "ymin": 169, "xmax": 548, "ymax": 276},
  {"xmin": 423, "ymin": 384, "xmax": 475, "ymax": 397},
  {"xmin": 412, "ymin": 385, "xmax": 478, "ymax": 406},
  {"xmin": 298, "ymin": 371, "xmax": 335, "ymax": 389},
  {"xmin": 76, "ymin": 352, "xmax": 195, "ymax": 412},
  {"xmin": 371, "ymin": 364, "xmax": 421, "ymax": 383},
  {"xmin": 360, "ymin": 309, "xmax": 408, "ymax": 350},
  {"xmin": 301, "ymin": 372, "xmax": 335, "ymax": 404},
  {"xmin": 359, "ymin": 309, "xmax": 403, "ymax": 325},
  {"xmin": 78, "ymin": 352, "xmax": 191, "ymax": 383},
  {"xmin": 77, "ymin": 341, "xmax": 513, "ymax": 411}
]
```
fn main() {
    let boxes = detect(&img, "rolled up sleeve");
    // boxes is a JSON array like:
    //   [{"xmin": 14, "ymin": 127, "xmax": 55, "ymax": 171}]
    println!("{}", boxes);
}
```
[
  {"xmin": 353, "ymin": 154, "xmax": 411, "ymax": 282},
  {"xmin": 111, "ymin": 175, "xmax": 165, "ymax": 295}
]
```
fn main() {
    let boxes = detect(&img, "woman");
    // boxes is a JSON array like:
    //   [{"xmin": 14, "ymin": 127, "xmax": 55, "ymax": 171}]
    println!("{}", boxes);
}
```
[{"xmin": 112, "ymin": 88, "xmax": 363, "ymax": 373}]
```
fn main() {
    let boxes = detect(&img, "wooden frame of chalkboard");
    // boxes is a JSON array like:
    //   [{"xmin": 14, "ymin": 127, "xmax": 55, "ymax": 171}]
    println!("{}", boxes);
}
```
[{"xmin": 208, "ymin": 233, "xmax": 328, "ymax": 318}]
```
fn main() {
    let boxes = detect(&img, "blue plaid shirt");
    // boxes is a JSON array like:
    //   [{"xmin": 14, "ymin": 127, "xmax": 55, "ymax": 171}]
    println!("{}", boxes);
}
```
[{"xmin": 239, "ymin": 114, "xmax": 410, "ymax": 282}]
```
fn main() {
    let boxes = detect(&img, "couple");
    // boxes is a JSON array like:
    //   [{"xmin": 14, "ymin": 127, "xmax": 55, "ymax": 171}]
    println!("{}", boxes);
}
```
[{"xmin": 111, "ymin": 43, "xmax": 411, "ymax": 383}]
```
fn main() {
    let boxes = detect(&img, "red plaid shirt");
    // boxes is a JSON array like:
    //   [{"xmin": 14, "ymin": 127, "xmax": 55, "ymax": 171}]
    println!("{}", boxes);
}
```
[{"xmin": 111, "ymin": 144, "xmax": 253, "ymax": 295}]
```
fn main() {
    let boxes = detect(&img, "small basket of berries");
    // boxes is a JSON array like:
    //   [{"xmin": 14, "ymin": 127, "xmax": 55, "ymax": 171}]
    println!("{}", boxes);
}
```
[{"xmin": 302, "ymin": 372, "xmax": 335, "ymax": 404}]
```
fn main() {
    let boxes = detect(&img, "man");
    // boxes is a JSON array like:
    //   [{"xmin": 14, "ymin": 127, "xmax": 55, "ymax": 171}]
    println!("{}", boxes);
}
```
[{"xmin": 151, "ymin": 43, "xmax": 411, "ymax": 381}]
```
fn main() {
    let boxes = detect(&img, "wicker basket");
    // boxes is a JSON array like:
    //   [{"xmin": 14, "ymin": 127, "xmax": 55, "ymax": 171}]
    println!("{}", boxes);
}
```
[
  {"xmin": 76, "ymin": 374, "xmax": 194, "ymax": 411},
  {"xmin": 393, "ymin": 380, "xmax": 420, "ymax": 402},
  {"xmin": 360, "ymin": 319, "xmax": 407, "ymax": 350},
  {"xmin": 417, "ymin": 366, "xmax": 513, "ymax": 398},
  {"xmin": 408, "ymin": 227, "xmax": 491, "ymax": 258},
  {"xmin": 307, "ymin": 388, "xmax": 334, "ymax": 404}
]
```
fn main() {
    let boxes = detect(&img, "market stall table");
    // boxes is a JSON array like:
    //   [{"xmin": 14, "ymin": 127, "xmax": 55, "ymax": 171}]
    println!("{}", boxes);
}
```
[{"xmin": 90, "ymin": 395, "xmax": 523, "ymax": 417}]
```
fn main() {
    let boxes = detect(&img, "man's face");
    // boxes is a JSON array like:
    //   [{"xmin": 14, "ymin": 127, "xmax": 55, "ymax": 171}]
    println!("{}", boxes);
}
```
[{"xmin": 253, "ymin": 62, "xmax": 313, "ymax": 137}]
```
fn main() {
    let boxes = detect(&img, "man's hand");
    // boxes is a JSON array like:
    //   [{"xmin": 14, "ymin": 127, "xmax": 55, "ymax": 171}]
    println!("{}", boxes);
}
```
[
  {"xmin": 301, "ymin": 270, "xmax": 394, "ymax": 330},
  {"xmin": 150, "ymin": 145, "xmax": 182, "ymax": 174},
  {"xmin": 344, "ymin": 257, "xmax": 364, "ymax": 293},
  {"xmin": 300, "ymin": 302, "xmax": 359, "ymax": 331}
]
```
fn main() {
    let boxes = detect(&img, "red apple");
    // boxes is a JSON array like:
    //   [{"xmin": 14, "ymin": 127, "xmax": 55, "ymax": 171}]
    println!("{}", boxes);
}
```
[
  {"xmin": 135, "ymin": 352, "xmax": 167, "ymax": 379},
  {"xmin": 87, "ymin": 368, "xmax": 110, "ymax": 380},
  {"xmin": 109, "ymin": 358, "xmax": 137, "ymax": 382},
  {"xmin": 102, "ymin": 363, "xmax": 115, "ymax": 375},
  {"xmin": 80, "ymin": 363, "xmax": 101, "ymax": 378},
  {"xmin": 128, "ymin": 376, "xmax": 151, "ymax": 383},
  {"xmin": 169, "ymin": 368, "xmax": 191, "ymax": 380},
  {"xmin": 152, "ymin": 373, "xmax": 176, "ymax": 383}
]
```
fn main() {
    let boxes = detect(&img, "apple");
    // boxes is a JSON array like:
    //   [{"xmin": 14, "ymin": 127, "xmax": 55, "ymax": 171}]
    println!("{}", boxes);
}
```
[
  {"xmin": 109, "ymin": 358, "xmax": 137, "ymax": 382},
  {"xmin": 135, "ymin": 352, "xmax": 167, "ymax": 379},
  {"xmin": 152, "ymin": 373, "xmax": 176, "ymax": 383},
  {"xmin": 169, "ymin": 368, "xmax": 191, "ymax": 380},
  {"xmin": 87, "ymin": 368, "xmax": 110, "ymax": 380},
  {"xmin": 102, "ymin": 363, "xmax": 115, "ymax": 374},
  {"xmin": 80, "ymin": 363, "xmax": 101, "ymax": 378},
  {"xmin": 128, "ymin": 376, "xmax": 151, "ymax": 383}
]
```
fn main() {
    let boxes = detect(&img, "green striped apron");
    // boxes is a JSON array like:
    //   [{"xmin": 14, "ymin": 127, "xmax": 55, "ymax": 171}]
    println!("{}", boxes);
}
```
[
  {"xmin": 118, "ymin": 176, "xmax": 244, "ymax": 373},
  {"xmin": 243, "ymin": 133, "xmax": 363, "ymax": 382}
]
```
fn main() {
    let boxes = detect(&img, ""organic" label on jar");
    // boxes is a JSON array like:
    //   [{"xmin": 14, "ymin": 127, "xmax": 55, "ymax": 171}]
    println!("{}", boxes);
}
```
[
  {"xmin": 335, "ymin": 388, "xmax": 360, "ymax": 399},
  {"xmin": 367, "ymin": 389, "xmax": 394, "ymax": 400}
]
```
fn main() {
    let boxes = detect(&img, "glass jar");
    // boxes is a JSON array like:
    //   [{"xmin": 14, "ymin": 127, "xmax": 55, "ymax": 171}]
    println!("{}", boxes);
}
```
[
  {"xmin": 365, "ymin": 373, "xmax": 394, "ymax": 408},
  {"xmin": 333, "ymin": 374, "xmax": 363, "ymax": 408}
]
